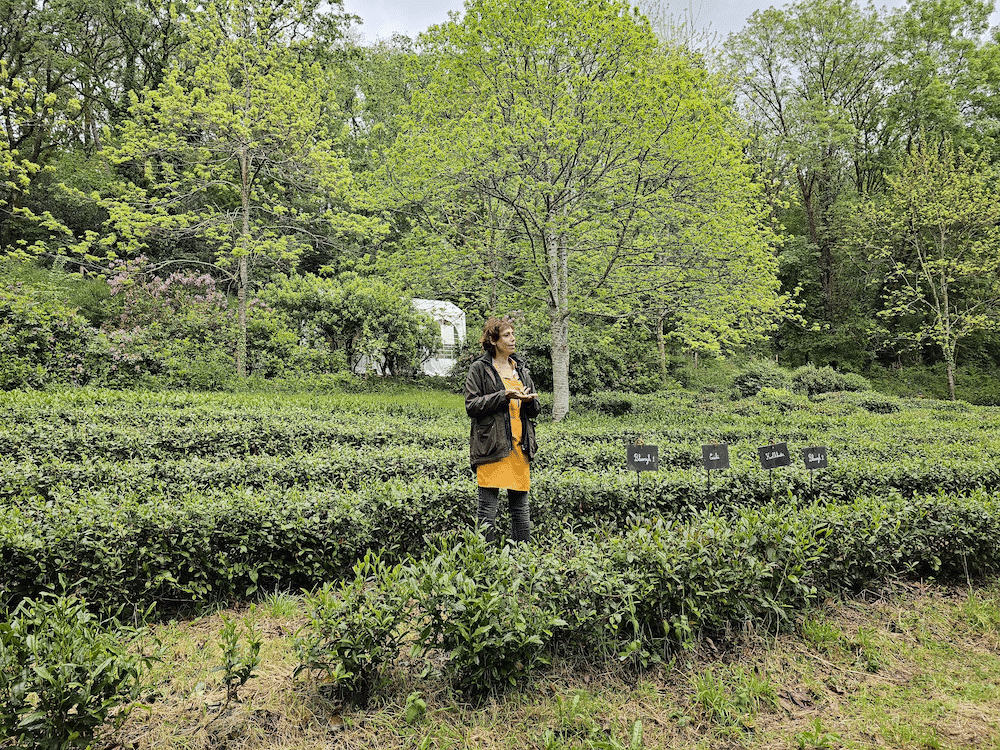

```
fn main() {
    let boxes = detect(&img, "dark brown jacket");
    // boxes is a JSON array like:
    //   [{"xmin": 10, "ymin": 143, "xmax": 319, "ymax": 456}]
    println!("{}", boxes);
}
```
[{"xmin": 464, "ymin": 353, "xmax": 540, "ymax": 469}]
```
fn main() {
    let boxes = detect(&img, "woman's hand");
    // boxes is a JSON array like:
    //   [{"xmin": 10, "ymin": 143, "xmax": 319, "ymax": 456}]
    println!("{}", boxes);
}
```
[{"xmin": 505, "ymin": 387, "xmax": 537, "ymax": 401}]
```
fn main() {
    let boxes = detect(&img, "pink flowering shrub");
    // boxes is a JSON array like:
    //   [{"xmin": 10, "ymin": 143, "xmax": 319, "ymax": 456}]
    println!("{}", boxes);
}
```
[
  {"xmin": 97, "ymin": 257, "xmax": 239, "ymax": 388},
  {"xmin": 99, "ymin": 257, "xmax": 331, "ymax": 387}
]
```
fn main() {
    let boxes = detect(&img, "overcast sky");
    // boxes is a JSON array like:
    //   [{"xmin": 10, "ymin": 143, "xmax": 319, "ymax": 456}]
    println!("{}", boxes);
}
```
[
  {"xmin": 342, "ymin": 0, "xmax": 762, "ymax": 42},
  {"xmin": 342, "ymin": 0, "xmax": 997, "ymax": 44}
]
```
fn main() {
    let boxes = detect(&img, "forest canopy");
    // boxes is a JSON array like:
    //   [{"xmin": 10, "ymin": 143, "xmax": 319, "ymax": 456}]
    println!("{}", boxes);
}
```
[{"xmin": 2, "ymin": 0, "xmax": 1000, "ymax": 411}]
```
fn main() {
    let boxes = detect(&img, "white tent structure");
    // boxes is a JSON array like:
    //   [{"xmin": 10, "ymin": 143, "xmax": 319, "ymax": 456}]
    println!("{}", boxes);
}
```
[{"xmin": 413, "ymin": 298, "xmax": 466, "ymax": 376}]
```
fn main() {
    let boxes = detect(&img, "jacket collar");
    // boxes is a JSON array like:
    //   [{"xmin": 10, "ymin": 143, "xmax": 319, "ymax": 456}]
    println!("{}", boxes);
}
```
[{"xmin": 476, "ymin": 352, "xmax": 528, "ymax": 371}]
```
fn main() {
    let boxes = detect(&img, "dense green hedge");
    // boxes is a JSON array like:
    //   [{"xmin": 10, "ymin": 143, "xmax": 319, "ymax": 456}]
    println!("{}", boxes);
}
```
[{"xmin": 2, "ymin": 387, "xmax": 999, "ymax": 618}]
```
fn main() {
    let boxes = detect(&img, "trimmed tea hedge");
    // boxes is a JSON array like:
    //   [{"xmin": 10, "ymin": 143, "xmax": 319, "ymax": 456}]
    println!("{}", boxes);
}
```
[{"xmin": 2, "ymin": 387, "xmax": 1000, "ymax": 617}]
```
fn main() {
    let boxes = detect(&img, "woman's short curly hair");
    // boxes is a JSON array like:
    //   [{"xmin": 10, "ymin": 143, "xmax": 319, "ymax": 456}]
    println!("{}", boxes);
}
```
[{"xmin": 479, "ymin": 317, "xmax": 514, "ymax": 357}]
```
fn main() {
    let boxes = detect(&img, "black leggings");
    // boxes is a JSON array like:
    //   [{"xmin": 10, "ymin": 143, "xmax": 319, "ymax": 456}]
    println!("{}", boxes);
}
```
[{"xmin": 476, "ymin": 486, "xmax": 531, "ymax": 542}]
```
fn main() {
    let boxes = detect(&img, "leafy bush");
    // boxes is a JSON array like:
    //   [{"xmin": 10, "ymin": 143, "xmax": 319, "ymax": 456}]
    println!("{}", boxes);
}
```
[
  {"xmin": 8, "ymin": 387, "xmax": 1000, "ymax": 619},
  {"xmin": 522, "ymin": 530, "xmax": 669, "ymax": 667},
  {"xmin": 840, "ymin": 391, "xmax": 901, "ymax": 414},
  {"xmin": 0, "ymin": 591, "xmax": 148, "ymax": 749},
  {"xmin": 515, "ymin": 313, "xmax": 663, "ymax": 395},
  {"xmin": 409, "ymin": 530, "xmax": 565, "ymax": 699},
  {"xmin": 575, "ymin": 391, "xmax": 636, "ymax": 416},
  {"xmin": 790, "ymin": 364, "xmax": 871, "ymax": 396},
  {"xmin": 259, "ymin": 272, "xmax": 439, "ymax": 377},
  {"xmin": 295, "ymin": 551, "xmax": 411, "ymax": 705},
  {"xmin": 757, "ymin": 386, "xmax": 811, "ymax": 412},
  {"xmin": 670, "ymin": 354, "xmax": 738, "ymax": 393},
  {"xmin": 732, "ymin": 360, "xmax": 792, "ymax": 397},
  {"xmin": 0, "ymin": 284, "xmax": 97, "ymax": 389},
  {"xmin": 868, "ymin": 363, "xmax": 1000, "ymax": 406},
  {"xmin": 0, "ymin": 260, "xmax": 112, "ymax": 327}
]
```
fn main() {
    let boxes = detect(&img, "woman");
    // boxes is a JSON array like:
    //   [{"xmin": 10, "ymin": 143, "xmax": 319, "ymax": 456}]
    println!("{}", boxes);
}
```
[{"xmin": 464, "ymin": 317, "xmax": 540, "ymax": 542}]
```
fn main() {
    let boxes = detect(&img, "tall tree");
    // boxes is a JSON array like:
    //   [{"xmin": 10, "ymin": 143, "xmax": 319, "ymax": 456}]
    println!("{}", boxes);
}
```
[
  {"xmin": 851, "ymin": 139, "xmax": 1000, "ymax": 399},
  {"xmin": 0, "ymin": 0, "xmax": 191, "ymax": 255},
  {"xmin": 724, "ymin": 0, "xmax": 890, "ymax": 319},
  {"xmin": 386, "ymin": 0, "xmax": 781, "ymax": 420},
  {"xmin": 887, "ymin": 0, "xmax": 1000, "ymax": 153},
  {"xmin": 94, "ymin": 0, "xmax": 385, "ymax": 376}
]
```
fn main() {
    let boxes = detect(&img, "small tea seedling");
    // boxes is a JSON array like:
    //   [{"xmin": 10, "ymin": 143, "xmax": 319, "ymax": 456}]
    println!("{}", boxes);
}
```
[
  {"xmin": 795, "ymin": 717, "xmax": 841, "ymax": 749},
  {"xmin": 215, "ymin": 610, "xmax": 262, "ymax": 704},
  {"xmin": 691, "ymin": 665, "xmax": 777, "ymax": 730},
  {"xmin": 799, "ymin": 614, "xmax": 842, "ymax": 654},
  {"xmin": 404, "ymin": 691, "xmax": 427, "ymax": 725},
  {"xmin": 295, "ymin": 550, "xmax": 411, "ymax": 705},
  {"xmin": 590, "ymin": 719, "xmax": 644, "ymax": 750}
]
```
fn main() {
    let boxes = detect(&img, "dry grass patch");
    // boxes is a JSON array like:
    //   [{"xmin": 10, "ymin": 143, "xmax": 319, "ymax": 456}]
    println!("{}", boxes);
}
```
[{"xmin": 90, "ymin": 581, "xmax": 1000, "ymax": 750}]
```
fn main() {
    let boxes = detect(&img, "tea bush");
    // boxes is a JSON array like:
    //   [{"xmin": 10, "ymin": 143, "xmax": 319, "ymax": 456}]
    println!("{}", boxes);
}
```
[
  {"xmin": 409, "ymin": 530, "xmax": 565, "ymax": 699},
  {"xmin": 215, "ymin": 611, "xmax": 262, "ymax": 705},
  {"xmin": 295, "ymin": 551, "xmax": 410, "ymax": 705},
  {"xmin": 4, "ymin": 386, "xmax": 1000, "ymax": 622},
  {"xmin": 0, "ymin": 591, "xmax": 148, "ymax": 749},
  {"xmin": 0, "ymin": 285, "xmax": 96, "ymax": 390},
  {"xmin": 732, "ymin": 360, "xmax": 792, "ymax": 397},
  {"xmin": 790, "ymin": 364, "xmax": 870, "ymax": 396}
]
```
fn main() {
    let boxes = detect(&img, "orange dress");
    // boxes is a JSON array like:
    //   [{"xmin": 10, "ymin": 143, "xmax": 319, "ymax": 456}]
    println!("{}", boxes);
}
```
[{"xmin": 476, "ymin": 375, "xmax": 531, "ymax": 491}]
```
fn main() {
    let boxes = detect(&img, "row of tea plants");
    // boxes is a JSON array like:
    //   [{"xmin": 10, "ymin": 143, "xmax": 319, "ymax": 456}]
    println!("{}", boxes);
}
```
[
  {"xmin": 3, "ymin": 386, "xmax": 1000, "ymax": 746},
  {"xmin": 3, "ymin": 387, "xmax": 1000, "ymax": 612}
]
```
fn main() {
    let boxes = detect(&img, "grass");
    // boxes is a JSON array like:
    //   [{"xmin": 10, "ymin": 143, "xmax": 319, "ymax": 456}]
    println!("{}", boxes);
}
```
[{"xmin": 88, "ymin": 580, "xmax": 1000, "ymax": 750}]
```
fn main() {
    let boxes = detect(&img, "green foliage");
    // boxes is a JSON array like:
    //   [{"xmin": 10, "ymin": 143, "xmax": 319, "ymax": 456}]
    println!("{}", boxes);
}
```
[
  {"xmin": 795, "ymin": 717, "xmax": 841, "ymax": 749},
  {"xmin": 6, "ymin": 385, "xmax": 1000, "ymax": 721},
  {"xmin": 541, "ymin": 692, "xmax": 647, "ymax": 750},
  {"xmin": 215, "ymin": 611, "xmax": 262, "ymax": 705},
  {"xmin": 575, "ymin": 392, "xmax": 638, "ymax": 417},
  {"xmin": 588, "ymin": 719, "xmax": 645, "ymax": 750},
  {"xmin": 790, "ymin": 364, "xmax": 871, "ymax": 396},
  {"xmin": 669, "ymin": 354, "xmax": 739, "ymax": 394},
  {"xmin": 0, "ymin": 283, "xmax": 96, "ymax": 390},
  {"xmin": 798, "ymin": 614, "xmax": 842, "ymax": 653},
  {"xmin": 409, "ymin": 530, "xmax": 565, "ymax": 700},
  {"xmin": 757, "ymin": 386, "xmax": 811, "ymax": 412},
  {"xmin": 823, "ymin": 390, "xmax": 901, "ymax": 414},
  {"xmin": 852, "ymin": 138, "xmax": 1000, "ymax": 400},
  {"xmin": 0, "ymin": 260, "xmax": 111, "ymax": 326},
  {"xmin": 390, "ymin": 0, "xmax": 783, "ymax": 419},
  {"xmin": 259, "ymin": 272, "xmax": 439, "ymax": 376},
  {"xmin": 96, "ymin": 257, "xmax": 242, "ymax": 388},
  {"xmin": 404, "ymin": 690, "xmax": 427, "ymax": 725},
  {"xmin": 517, "ymin": 315, "xmax": 665, "ymax": 396},
  {"xmin": 0, "ymin": 591, "xmax": 147, "ymax": 750},
  {"xmin": 294, "ymin": 551, "xmax": 410, "ymax": 705},
  {"xmin": 867, "ymin": 363, "xmax": 1000, "ymax": 405},
  {"xmin": 93, "ymin": 0, "xmax": 385, "ymax": 375},
  {"xmin": 732, "ymin": 360, "xmax": 792, "ymax": 397}
]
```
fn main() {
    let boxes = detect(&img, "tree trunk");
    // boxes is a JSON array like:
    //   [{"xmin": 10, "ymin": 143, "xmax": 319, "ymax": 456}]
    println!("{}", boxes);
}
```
[
  {"xmin": 657, "ymin": 307, "xmax": 668, "ymax": 385},
  {"xmin": 237, "ymin": 253, "xmax": 248, "ymax": 378},
  {"xmin": 236, "ymin": 146, "xmax": 251, "ymax": 378},
  {"xmin": 549, "ymin": 309, "xmax": 570, "ymax": 422},
  {"xmin": 941, "ymin": 272, "xmax": 955, "ymax": 401},
  {"xmin": 547, "ymin": 231, "xmax": 570, "ymax": 422}
]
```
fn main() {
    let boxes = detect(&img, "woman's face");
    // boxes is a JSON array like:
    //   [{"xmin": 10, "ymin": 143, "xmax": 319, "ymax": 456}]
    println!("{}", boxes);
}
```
[{"xmin": 495, "ymin": 325, "xmax": 516, "ymax": 357}]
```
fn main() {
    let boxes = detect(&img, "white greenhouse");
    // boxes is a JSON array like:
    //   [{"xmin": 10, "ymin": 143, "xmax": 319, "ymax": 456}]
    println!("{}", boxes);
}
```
[
  {"xmin": 352, "ymin": 298, "xmax": 466, "ymax": 377},
  {"xmin": 412, "ymin": 298, "xmax": 466, "ymax": 376}
]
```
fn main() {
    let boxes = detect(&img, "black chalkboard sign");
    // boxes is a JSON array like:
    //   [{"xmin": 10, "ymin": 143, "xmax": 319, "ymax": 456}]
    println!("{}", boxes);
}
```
[
  {"xmin": 758, "ymin": 442, "xmax": 791, "ymax": 470},
  {"xmin": 701, "ymin": 444, "xmax": 730, "ymax": 471},
  {"xmin": 627, "ymin": 445, "xmax": 659, "ymax": 472},
  {"xmin": 802, "ymin": 446, "xmax": 829, "ymax": 469}
]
